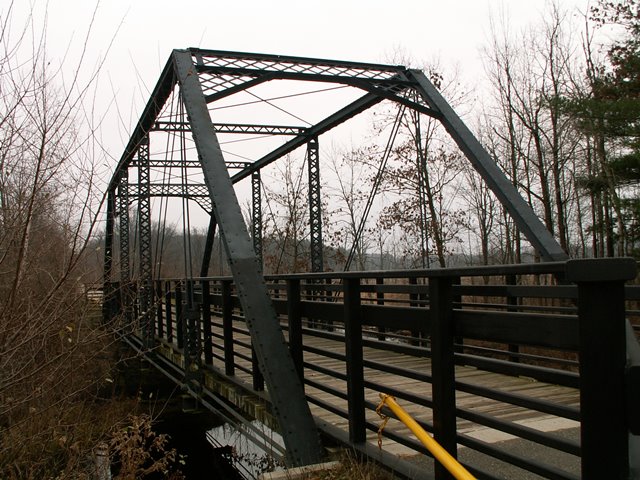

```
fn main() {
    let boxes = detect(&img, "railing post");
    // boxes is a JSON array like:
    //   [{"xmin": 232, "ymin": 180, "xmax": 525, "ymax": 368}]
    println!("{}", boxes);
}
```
[
  {"xmin": 376, "ymin": 277, "xmax": 386, "ymax": 341},
  {"xmin": 175, "ymin": 283, "xmax": 183, "ymax": 350},
  {"xmin": 324, "ymin": 278, "xmax": 333, "ymax": 332},
  {"xmin": 344, "ymin": 277, "xmax": 365, "ymax": 443},
  {"xmin": 506, "ymin": 274, "xmax": 519, "ymax": 362},
  {"xmin": 155, "ymin": 280, "xmax": 163, "ymax": 339},
  {"xmin": 287, "ymin": 279, "xmax": 304, "ymax": 383},
  {"xmin": 201, "ymin": 280, "xmax": 213, "ymax": 366},
  {"xmin": 221, "ymin": 280, "xmax": 235, "ymax": 376},
  {"xmin": 182, "ymin": 280, "xmax": 202, "ymax": 386},
  {"xmin": 566, "ymin": 258, "xmax": 636, "ymax": 480},
  {"xmin": 165, "ymin": 281, "xmax": 173, "ymax": 344},
  {"xmin": 409, "ymin": 276, "xmax": 420, "ymax": 345},
  {"xmin": 429, "ymin": 275, "xmax": 458, "ymax": 480},
  {"xmin": 452, "ymin": 276, "xmax": 463, "ymax": 354}
]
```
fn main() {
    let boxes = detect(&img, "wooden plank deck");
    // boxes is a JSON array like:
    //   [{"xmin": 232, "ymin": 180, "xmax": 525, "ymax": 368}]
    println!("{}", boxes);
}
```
[{"xmin": 210, "ymin": 320, "xmax": 580, "ymax": 463}]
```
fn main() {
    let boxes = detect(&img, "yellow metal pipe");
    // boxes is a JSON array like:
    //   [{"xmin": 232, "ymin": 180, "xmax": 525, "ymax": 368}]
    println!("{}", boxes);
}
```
[{"xmin": 378, "ymin": 394, "xmax": 476, "ymax": 480}]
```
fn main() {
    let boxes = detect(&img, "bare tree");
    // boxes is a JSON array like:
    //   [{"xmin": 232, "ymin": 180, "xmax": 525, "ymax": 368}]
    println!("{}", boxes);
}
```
[
  {"xmin": 375, "ymin": 65, "xmax": 470, "ymax": 268},
  {"xmin": 0, "ymin": 3, "xmax": 133, "ymax": 477},
  {"xmin": 262, "ymin": 154, "xmax": 310, "ymax": 273},
  {"xmin": 482, "ymin": 2, "xmax": 591, "ymax": 260},
  {"xmin": 325, "ymin": 145, "xmax": 377, "ymax": 271}
]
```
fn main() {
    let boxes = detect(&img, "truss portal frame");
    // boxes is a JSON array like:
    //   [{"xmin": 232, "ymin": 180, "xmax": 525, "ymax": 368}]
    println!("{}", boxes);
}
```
[{"xmin": 103, "ymin": 48, "xmax": 568, "ymax": 467}]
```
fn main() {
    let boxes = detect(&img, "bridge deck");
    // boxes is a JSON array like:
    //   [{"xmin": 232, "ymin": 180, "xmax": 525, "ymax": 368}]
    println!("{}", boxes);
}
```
[{"xmin": 215, "ymin": 321, "xmax": 581, "ymax": 474}]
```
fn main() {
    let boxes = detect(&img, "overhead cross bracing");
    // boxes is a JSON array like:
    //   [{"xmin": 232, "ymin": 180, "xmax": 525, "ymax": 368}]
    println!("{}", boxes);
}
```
[{"xmin": 103, "ymin": 48, "xmax": 568, "ymax": 467}]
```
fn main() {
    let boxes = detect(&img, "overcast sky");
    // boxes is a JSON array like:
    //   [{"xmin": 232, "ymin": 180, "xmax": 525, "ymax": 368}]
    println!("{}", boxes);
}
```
[
  {"xmin": 2, "ymin": 0, "xmax": 602, "ymax": 237},
  {"xmin": 28, "ymin": 0, "xmax": 594, "ymax": 137}
]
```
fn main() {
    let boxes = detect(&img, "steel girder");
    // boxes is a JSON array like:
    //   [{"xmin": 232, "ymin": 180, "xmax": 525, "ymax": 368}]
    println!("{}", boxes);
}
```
[
  {"xmin": 172, "ymin": 50, "xmax": 323, "ymax": 466},
  {"xmin": 122, "ymin": 183, "xmax": 212, "ymax": 213},
  {"xmin": 105, "ymin": 51, "xmax": 563, "ymax": 261},
  {"xmin": 118, "ymin": 170, "xmax": 130, "ymax": 283},
  {"xmin": 136, "ymin": 136, "xmax": 154, "ymax": 346},
  {"xmin": 307, "ymin": 139, "xmax": 323, "ymax": 272},
  {"xmin": 406, "ymin": 70, "xmax": 568, "ymax": 262},
  {"xmin": 103, "ymin": 47, "xmax": 569, "ymax": 466},
  {"xmin": 251, "ymin": 170, "xmax": 263, "ymax": 269},
  {"xmin": 153, "ymin": 120, "xmax": 308, "ymax": 135}
]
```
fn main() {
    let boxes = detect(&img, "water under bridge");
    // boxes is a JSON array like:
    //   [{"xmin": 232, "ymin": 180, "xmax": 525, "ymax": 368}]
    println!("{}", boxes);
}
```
[{"xmin": 101, "ymin": 49, "xmax": 640, "ymax": 479}]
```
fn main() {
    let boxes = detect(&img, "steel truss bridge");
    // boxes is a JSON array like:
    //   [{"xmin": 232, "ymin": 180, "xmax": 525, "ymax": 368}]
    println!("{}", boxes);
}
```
[{"xmin": 102, "ymin": 49, "xmax": 640, "ymax": 479}]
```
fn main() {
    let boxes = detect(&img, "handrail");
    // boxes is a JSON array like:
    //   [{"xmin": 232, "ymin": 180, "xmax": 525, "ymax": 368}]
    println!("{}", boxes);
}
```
[
  {"xmin": 377, "ymin": 394, "xmax": 476, "ymax": 480},
  {"xmin": 109, "ymin": 259, "xmax": 639, "ymax": 479},
  {"xmin": 159, "ymin": 260, "xmax": 570, "ymax": 282}
]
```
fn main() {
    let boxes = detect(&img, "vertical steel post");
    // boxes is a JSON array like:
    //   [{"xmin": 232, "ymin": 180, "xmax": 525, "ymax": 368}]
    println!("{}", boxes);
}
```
[
  {"xmin": 430, "ymin": 276, "xmax": 458, "ymax": 480},
  {"xmin": 307, "ymin": 139, "xmax": 323, "ymax": 273},
  {"xmin": 155, "ymin": 280, "xmax": 163, "ymax": 338},
  {"xmin": 137, "ymin": 135, "xmax": 153, "ymax": 347},
  {"xmin": 251, "ymin": 170, "xmax": 263, "ymax": 271},
  {"xmin": 103, "ymin": 189, "xmax": 115, "ymax": 285},
  {"xmin": 175, "ymin": 283, "xmax": 183, "ymax": 350},
  {"xmin": 174, "ymin": 50, "xmax": 322, "ymax": 465},
  {"xmin": 165, "ymin": 281, "xmax": 174, "ymax": 343},
  {"xmin": 119, "ymin": 169, "xmax": 133, "ymax": 325},
  {"xmin": 344, "ymin": 277, "xmax": 365, "ymax": 443},
  {"xmin": 118, "ymin": 170, "xmax": 131, "ymax": 283},
  {"xmin": 202, "ymin": 280, "xmax": 213, "ymax": 366},
  {"xmin": 566, "ymin": 258, "xmax": 636, "ymax": 480}
]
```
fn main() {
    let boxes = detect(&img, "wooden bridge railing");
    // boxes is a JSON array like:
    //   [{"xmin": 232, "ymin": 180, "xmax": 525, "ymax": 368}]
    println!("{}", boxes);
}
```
[{"xmin": 103, "ymin": 258, "xmax": 640, "ymax": 480}]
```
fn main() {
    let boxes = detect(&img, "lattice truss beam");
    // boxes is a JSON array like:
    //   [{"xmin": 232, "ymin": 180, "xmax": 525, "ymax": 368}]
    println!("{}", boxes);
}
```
[
  {"xmin": 103, "ymin": 48, "xmax": 568, "ymax": 467},
  {"xmin": 110, "ymin": 49, "xmax": 566, "ymax": 284}
]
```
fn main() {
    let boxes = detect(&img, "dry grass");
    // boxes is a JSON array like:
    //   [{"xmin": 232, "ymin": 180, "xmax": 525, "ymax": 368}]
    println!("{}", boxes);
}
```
[{"xmin": 299, "ymin": 451, "xmax": 394, "ymax": 480}]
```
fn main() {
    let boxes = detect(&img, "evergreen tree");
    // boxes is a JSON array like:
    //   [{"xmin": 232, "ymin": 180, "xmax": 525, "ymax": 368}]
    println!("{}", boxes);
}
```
[{"xmin": 564, "ymin": 0, "xmax": 640, "ymax": 255}]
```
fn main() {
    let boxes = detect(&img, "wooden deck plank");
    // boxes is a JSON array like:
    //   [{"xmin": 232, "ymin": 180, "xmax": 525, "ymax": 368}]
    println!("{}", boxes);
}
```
[{"xmin": 196, "ymin": 320, "xmax": 580, "ymax": 463}]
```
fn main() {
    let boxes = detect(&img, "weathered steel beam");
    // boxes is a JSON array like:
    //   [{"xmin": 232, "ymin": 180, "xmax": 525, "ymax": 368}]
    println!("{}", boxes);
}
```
[
  {"xmin": 153, "ymin": 121, "xmax": 307, "ymax": 135},
  {"xmin": 124, "ymin": 183, "xmax": 210, "ymax": 198},
  {"xmin": 190, "ymin": 48, "xmax": 405, "ymax": 78},
  {"xmin": 231, "ymin": 91, "xmax": 385, "ymax": 184},
  {"xmin": 251, "ymin": 170, "xmax": 263, "ymax": 270},
  {"xmin": 172, "ymin": 49, "xmax": 323, "ymax": 466},
  {"xmin": 129, "ymin": 158, "xmax": 250, "ymax": 169},
  {"xmin": 118, "ymin": 170, "xmax": 130, "ymax": 283},
  {"xmin": 136, "ymin": 136, "xmax": 154, "ymax": 347},
  {"xmin": 307, "ymin": 139, "xmax": 323, "ymax": 272},
  {"xmin": 408, "ymin": 69, "xmax": 568, "ymax": 262}
]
